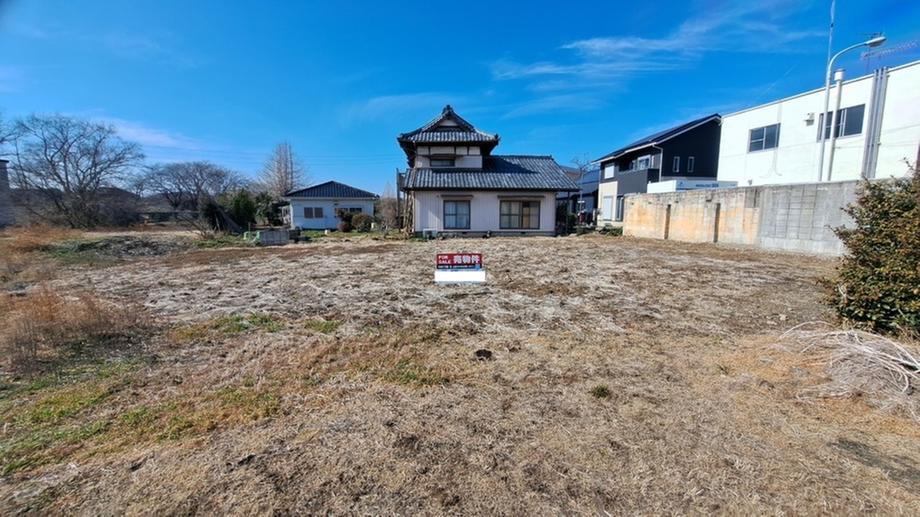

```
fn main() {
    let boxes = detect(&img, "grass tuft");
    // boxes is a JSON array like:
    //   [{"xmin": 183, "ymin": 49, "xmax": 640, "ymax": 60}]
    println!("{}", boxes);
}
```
[
  {"xmin": 211, "ymin": 313, "xmax": 284, "ymax": 334},
  {"xmin": 383, "ymin": 359, "xmax": 448, "ymax": 386},
  {"xmin": 0, "ymin": 287, "xmax": 147, "ymax": 375},
  {"xmin": 195, "ymin": 235, "xmax": 255, "ymax": 249},
  {"xmin": 304, "ymin": 319, "xmax": 342, "ymax": 334},
  {"xmin": 590, "ymin": 384, "xmax": 611, "ymax": 399}
]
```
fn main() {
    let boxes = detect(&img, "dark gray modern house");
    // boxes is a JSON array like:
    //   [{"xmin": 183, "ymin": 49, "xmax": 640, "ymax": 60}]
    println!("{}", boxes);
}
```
[{"xmin": 595, "ymin": 114, "xmax": 724, "ymax": 225}]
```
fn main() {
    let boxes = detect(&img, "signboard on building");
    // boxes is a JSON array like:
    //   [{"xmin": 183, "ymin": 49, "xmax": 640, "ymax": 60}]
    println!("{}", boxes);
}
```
[
  {"xmin": 647, "ymin": 179, "xmax": 739, "ymax": 194},
  {"xmin": 435, "ymin": 253, "xmax": 486, "ymax": 284}
]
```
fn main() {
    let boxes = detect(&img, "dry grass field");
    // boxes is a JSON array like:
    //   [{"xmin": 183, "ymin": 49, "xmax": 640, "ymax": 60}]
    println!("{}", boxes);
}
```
[{"xmin": 1, "ymin": 229, "xmax": 919, "ymax": 514}]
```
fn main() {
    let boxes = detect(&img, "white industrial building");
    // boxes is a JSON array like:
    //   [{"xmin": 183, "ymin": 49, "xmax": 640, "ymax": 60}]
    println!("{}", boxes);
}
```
[{"xmin": 717, "ymin": 60, "xmax": 920, "ymax": 186}]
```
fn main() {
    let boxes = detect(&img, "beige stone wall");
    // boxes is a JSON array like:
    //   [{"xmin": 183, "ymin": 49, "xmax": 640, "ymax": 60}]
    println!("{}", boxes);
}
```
[{"xmin": 623, "ymin": 180, "xmax": 861, "ymax": 255}]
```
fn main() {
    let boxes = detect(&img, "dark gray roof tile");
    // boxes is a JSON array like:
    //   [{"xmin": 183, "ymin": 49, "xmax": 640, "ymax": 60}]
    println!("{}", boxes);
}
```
[
  {"xmin": 403, "ymin": 155, "xmax": 579, "ymax": 191},
  {"xmin": 285, "ymin": 181, "xmax": 378, "ymax": 198}
]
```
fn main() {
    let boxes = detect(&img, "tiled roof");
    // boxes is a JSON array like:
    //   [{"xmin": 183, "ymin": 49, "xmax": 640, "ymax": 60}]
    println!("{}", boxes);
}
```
[
  {"xmin": 398, "ymin": 105, "xmax": 499, "ymax": 146},
  {"xmin": 403, "ymin": 155, "xmax": 579, "ymax": 191},
  {"xmin": 403, "ymin": 130, "xmax": 498, "ymax": 143},
  {"xmin": 595, "ymin": 113, "xmax": 720, "ymax": 162},
  {"xmin": 285, "ymin": 181, "xmax": 378, "ymax": 199}
]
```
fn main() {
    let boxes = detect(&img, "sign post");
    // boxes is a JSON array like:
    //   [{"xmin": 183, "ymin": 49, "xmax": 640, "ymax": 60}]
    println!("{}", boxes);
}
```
[{"xmin": 435, "ymin": 253, "xmax": 486, "ymax": 284}]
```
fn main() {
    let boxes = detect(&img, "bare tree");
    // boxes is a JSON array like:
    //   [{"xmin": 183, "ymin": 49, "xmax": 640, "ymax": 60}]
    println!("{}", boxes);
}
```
[
  {"xmin": 571, "ymin": 154, "xmax": 594, "ymax": 210},
  {"xmin": 378, "ymin": 182, "xmax": 398, "ymax": 229},
  {"xmin": 0, "ymin": 115, "xmax": 15, "ymax": 153},
  {"xmin": 144, "ymin": 161, "xmax": 245, "ymax": 211},
  {"xmin": 258, "ymin": 142, "xmax": 309, "ymax": 199},
  {"xmin": 9, "ymin": 114, "xmax": 144, "ymax": 227},
  {"xmin": 141, "ymin": 161, "xmax": 246, "ymax": 235}
]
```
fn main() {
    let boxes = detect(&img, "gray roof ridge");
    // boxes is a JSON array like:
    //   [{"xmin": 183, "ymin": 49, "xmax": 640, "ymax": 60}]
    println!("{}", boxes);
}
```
[{"xmin": 398, "ymin": 105, "xmax": 498, "ymax": 139}]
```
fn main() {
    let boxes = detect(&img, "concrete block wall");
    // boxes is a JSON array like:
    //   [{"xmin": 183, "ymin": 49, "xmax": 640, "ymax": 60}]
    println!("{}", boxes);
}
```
[
  {"xmin": 623, "ymin": 180, "xmax": 860, "ymax": 255},
  {"xmin": 0, "ymin": 160, "xmax": 15, "ymax": 228}
]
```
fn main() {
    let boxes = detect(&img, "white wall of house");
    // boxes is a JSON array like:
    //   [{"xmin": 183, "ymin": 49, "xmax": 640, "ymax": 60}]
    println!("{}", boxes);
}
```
[
  {"xmin": 414, "ymin": 146, "xmax": 483, "ymax": 168},
  {"xmin": 286, "ymin": 197, "xmax": 375, "ymax": 229},
  {"xmin": 718, "ymin": 60, "xmax": 920, "ymax": 186},
  {"xmin": 597, "ymin": 181, "xmax": 619, "ymax": 224},
  {"xmin": 412, "ymin": 191, "xmax": 556, "ymax": 234}
]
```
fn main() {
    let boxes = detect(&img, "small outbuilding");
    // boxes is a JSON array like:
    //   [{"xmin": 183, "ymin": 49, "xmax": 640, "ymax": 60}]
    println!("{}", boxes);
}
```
[{"xmin": 282, "ymin": 181, "xmax": 378, "ymax": 230}]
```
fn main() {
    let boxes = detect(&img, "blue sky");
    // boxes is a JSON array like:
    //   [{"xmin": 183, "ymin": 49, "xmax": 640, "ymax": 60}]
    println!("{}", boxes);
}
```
[{"xmin": 1, "ymin": 0, "xmax": 918, "ymax": 193}]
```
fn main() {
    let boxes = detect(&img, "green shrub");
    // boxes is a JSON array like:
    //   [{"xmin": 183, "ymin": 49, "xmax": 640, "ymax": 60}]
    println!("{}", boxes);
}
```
[
  {"xmin": 337, "ymin": 211, "xmax": 354, "ymax": 233},
  {"xmin": 226, "ymin": 190, "xmax": 257, "ymax": 228},
  {"xmin": 827, "ymin": 169, "xmax": 920, "ymax": 333},
  {"xmin": 352, "ymin": 213, "xmax": 374, "ymax": 232},
  {"xmin": 599, "ymin": 225, "xmax": 623, "ymax": 236}
]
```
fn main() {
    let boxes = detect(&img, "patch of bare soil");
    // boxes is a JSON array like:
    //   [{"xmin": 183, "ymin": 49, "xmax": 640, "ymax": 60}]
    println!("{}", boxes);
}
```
[
  {"xmin": 52, "ymin": 235, "xmax": 195, "ymax": 259},
  {"xmin": 3, "ymin": 234, "xmax": 919, "ymax": 514}
]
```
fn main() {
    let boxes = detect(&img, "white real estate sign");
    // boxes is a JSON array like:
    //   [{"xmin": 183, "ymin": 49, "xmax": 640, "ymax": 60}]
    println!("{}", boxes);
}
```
[{"xmin": 434, "ymin": 253, "xmax": 486, "ymax": 285}]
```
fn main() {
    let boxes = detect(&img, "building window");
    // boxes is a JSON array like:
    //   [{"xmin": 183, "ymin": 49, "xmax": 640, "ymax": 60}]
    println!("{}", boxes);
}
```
[
  {"xmin": 818, "ymin": 104, "xmax": 865, "ymax": 140},
  {"xmin": 443, "ymin": 200, "xmax": 470, "ymax": 229},
  {"xmin": 500, "ymin": 200, "xmax": 540, "ymax": 229},
  {"xmin": 672, "ymin": 156, "xmax": 680, "ymax": 173},
  {"xmin": 336, "ymin": 207, "xmax": 361, "ymax": 217},
  {"xmin": 615, "ymin": 196, "xmax": 625, "ymax": 222},
  {"xmin": 637, "ymin": 156, "xmax": 651, "ymax": 169},
  {"xmin": 603, "ymin": 164, "xmax": 615, "ymax": 179},
  {"xmin": 748, "ymin": 123, "xmax": 780, "ymax": 152},
  {"xmin": 687, "ymin": 156, "xmax": 695, "ymax": 173},
  {"xmin": 303, "ymin": 207, "xmax": 324, "ymax": 219},
  {"xmin": 430, "ymin": 157, "xmax": 455, "ymax": 167}
]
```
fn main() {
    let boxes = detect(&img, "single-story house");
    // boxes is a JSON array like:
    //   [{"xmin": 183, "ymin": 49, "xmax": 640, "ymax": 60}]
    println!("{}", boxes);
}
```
[
  {"xmin": 397, "ymin": 105, "xmax": 578, "ymax": 236},
  {"xmin": 282, "ymin": 180, "xmax": 378, "ymax": 230}
]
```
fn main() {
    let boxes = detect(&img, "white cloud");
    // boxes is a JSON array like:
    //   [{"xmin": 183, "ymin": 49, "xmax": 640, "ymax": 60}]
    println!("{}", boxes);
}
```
[
  {"xmin": 342, "ymin": 92, "xmax": 469, "ymax": 123},
  {"xmin": 500, "ymin": 94, "xmax": 604, "ymax": 119},
  {"xmin": 7, "ymin": 22, "xmax": 199, "ymax": 68},
  {"xmin": 492, "ymin": 2, "xmax": 823, "ymax": 84},
  {"xmin": 101, "ymin": 32, "xmax": 201, "ymax": 68},
  {"xmin": 94, "ymin": 117, "xmax": 202, "ymax": 151}
]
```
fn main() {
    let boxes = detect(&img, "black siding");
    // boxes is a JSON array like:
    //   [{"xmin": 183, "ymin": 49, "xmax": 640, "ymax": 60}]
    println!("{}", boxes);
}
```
[{"xmin": 659, "ymin": 119, "xmax": 721, "ymax": 179}]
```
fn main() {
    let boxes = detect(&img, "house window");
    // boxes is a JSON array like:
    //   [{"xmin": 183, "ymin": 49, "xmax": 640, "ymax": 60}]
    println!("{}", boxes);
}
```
[
  {"xmin": 637, "ymin": 156, "xmax": 651, "ymax": 169},
  {"xmin": 336, "ymin": 207, "xmax": 361, "ymax": 216},
  {"xmin": 672, "ymin": 156, "xmax": 680, "ymax": 173},
  {"xmin": 818, "ymin": 104, "xmax": 865, "ymax": 140},
  {"xmin": 748, "ymin": 123, "xmax": 780, "ymax": 152},
  {"xmin": 500, "ymin": 200, "xmax": 540, "ymax": 229},
  {"xmin": 687, "ymin": 156, "xmax": 695, "ymax": 173},
  {"xmin": 430, "ymin": 157, "xmax": 455, "ymax": 167},
  {"xmin": 603, "ymin": 164, "xmax": 615, "ymax": 179},
  {"xmin": 303, "ymin": 207, "xmax": 324, "ymax": 219},
  {"xmin": 443, "ymin": 200, "xmax": 470, "ymax": 229},
  {"xmin": 615, "ymin": 196, "xmax": 625, "ymax": 222}
]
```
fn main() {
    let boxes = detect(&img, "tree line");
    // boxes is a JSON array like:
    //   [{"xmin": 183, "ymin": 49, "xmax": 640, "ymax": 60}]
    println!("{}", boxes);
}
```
[{"xmin": 0, "ymin": 113, "xmax": 311, "ymax": 229}]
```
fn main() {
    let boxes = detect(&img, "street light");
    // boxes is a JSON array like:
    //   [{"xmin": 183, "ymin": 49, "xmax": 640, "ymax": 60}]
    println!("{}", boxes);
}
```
[{"xmin": 816, "ymin": 35, "xmax": 886, "ymax": 182}]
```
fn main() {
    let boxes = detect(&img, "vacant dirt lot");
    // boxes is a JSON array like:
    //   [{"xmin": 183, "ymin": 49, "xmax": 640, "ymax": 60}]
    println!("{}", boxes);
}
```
[{"xmin": 2, "ymin": 233, "xmax": 919, "ymax": 514}]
